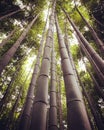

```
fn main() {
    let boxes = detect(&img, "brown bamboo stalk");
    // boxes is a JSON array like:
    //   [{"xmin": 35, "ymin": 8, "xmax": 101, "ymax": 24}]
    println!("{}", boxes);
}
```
[
  {"xmin": 18, "ymin": 9, "xmax": 49, "ymax": 130},
  {"xmin": 0, "ymin": 51, "xmax": 35, "ymax": 115},
  {"xmin": 62, "ymin": 8, "xmax": 104, "ymax": 76},
  {"xmin": 55, "ymin": 15, "xmax": 91, "ymax": 130},
  {"xmin": 74, "ymin": 0, "xmax": 104, "ymax": 56},
  {"xmin": 76, "ymin": 34, "xmax": 104, "ymax": 86},
  {"xmin": 0, "ymin": 9, "xmax": 21, "ymax": 21},
  {"xmin": 0, "ymin": 29, "xmax": 16, "ymax": 48},
  {"xmin": 5, "ymin": 87, "xmax": 22, "ymax": 130},
  {"xmin": 78, "ymin": 76, "xmax": 104, "ymax": 130},
  {"xmin": 64, "ymin": 22, "xmax": 80, "ymax": 87},
  {"xmin": 30, "ymin": 1, "xmax": 56, "ymax": 130},
  {"xmin": 80, "ymin": 51, "xmax": 104, "ymax": 100},
  {"xmin": 0, "ymin": 14, "xmax": 39, "ymax": 75},
  {"xmin": 48, "ymin": 39, "xmax": 58, "ymax": 130},
  {"xmin": 0, "ymin": 66, "xmax": 20, "ymax": 114}
]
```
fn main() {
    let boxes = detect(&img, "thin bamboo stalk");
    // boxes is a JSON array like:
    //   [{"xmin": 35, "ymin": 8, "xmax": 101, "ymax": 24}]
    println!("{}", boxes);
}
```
[
  {"xmin": 0, "ymin": 14, "xmax": 39, "ymax": 75},
  {"xmin": 62, "ymin": 8, "xmax": 104, "ymax": 76},
  {"xmin": 0, "ymin": 9, "xmax": 21, "ymax": 21}
]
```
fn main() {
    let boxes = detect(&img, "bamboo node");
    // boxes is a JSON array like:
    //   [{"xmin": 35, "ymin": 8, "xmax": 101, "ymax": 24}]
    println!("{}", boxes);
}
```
[{"xmin": 67, "ymin": 98, "xmax": 83, "ymax": 106}]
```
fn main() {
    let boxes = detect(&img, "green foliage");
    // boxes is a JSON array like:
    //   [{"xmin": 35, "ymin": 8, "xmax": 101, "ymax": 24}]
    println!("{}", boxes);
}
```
[
  {"xmin": 80, "ymin": 0, "xmax": 100, "ymax": 10},
  {"xmin": 0, "ymin": 0, "xmax": 104, "ymax": 129},
  {"xmin": 61, "ymin": 79, "xmax": 67, "ymax": 121},
  {"xmin": 70, "ymin": 44, "xmax": 81, "ymax": 63}
]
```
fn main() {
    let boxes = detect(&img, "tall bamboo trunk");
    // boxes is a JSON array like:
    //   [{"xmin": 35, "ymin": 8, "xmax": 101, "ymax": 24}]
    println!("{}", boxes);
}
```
[
  {"xmin": 76, "ymin": 34, "xmax": 104, "ymax": 86},
  {"xmin": 78, "ymin": 76, "xmax": 104, "ymax": 130},
  {"xmin": 30, "ymin": 1, "xmax": 56, "ymax": 130},
  {"xmin": 0, "ymin": 66, "xmax": 20, "ymax": 114},
  {"xmin": 48, "ymin": 40, "xmax": 58, "ymax": 130},
  {"xmin": 64, "ymin": 24, "xmax": 80, "ymax": 87},
  {"xmin": 57, "ymin": 76, "xmax": 64, "ymax": 130},
  {"xmin": 0, "ymin": 45, "xmax": 33, "ymax": 92},
  {"xmin": 0, "ymin": 29, "xmax": 15, "ymax": 48},
  {"xmin": 0, "ymin": 9, "xmax": 21, "ymax": 21},
  {"xmin": 18, "ymin": 10, "xmax": 49, "ymax": 130},
  {"xmin": 88, "ymin": 71, "xmax": 104, "ymax": 99},
  {"xmin": 5, "ymin": 87, "xmax": 22, "ymax": 130},
  {"xmin": 74, "ymin": 1, "xmax": 104, "ymax": 56},
  {"xmin": 0, "ymin": 55, "xmax": 33, "ymax": 116},
  {"xmin": 0, "ymin": 14, "xmax": 39, "ymax": 75},
  {"xmin": 62, "ymin": 9, "xmax": 104, "ymax": 76},
  {"xmin": 55, "ymin": 15, "xmax": 91, "ymax": 130},
  {"xmin": 80, "ymin": 51, "xmax": 104, "ymax": 100},
  {"xmin": 14, "ymin": 62, "xmax": 36, "ymax": 130}
]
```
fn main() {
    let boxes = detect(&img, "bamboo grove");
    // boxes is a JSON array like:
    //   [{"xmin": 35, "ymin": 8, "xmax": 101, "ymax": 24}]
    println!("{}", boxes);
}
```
[{"xmin": 0, "ymin": 0, "xmax": 104, "ymax": 130}]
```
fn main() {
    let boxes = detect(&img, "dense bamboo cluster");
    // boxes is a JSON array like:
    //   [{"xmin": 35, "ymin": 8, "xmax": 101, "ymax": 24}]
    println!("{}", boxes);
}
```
[
  {"xmin": 0, "ymin": 0, "xmax": 104, "ymax": 130},
  {"xmin": 74, "ymin": 0, "xmax": 104, "ymax": 56}
]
